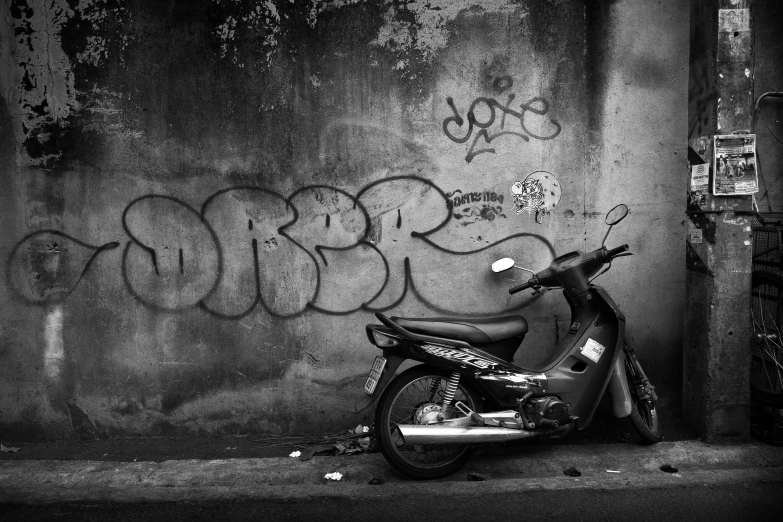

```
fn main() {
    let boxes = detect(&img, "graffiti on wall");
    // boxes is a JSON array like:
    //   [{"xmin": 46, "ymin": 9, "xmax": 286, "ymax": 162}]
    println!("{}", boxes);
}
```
[
  {"xmin": 511, "ymin": 171, "xmax": 562, "ymax": 224},
  {"xmin": 6, "ymin": 231, "xmax": 120, "ymax": 303},
  {"xmin": 442, "ymin": 76, "xmax": 562, "ymax": 163},
  {"xmin": 445, "ymin": 189, "xmax": 506, "ymax": 225},
  {"xmin": 8, "ymin": 176, "xmax": 555, "ymax": 318}
]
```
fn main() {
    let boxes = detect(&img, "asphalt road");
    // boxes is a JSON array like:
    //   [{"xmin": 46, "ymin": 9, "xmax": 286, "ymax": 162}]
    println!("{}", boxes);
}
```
[{"xmin": 3, "ymin": 481, "xmax": 781, "ymax": 521}]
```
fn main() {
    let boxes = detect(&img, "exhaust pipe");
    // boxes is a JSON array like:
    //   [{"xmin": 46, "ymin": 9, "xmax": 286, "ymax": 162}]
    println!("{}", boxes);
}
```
[{"xmin": 397, "ymin": 425, "xmax": 541, "ymax": 445}]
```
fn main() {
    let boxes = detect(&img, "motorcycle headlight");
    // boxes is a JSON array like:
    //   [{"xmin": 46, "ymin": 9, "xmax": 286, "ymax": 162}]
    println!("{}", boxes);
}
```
[{"xmin": 372, "ymin": 330, "xmax": 399, "ymax": 347}]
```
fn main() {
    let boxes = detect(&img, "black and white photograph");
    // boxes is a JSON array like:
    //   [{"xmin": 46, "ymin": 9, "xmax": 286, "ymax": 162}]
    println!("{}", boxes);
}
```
[{"xmin": 0, "ymin": 0, "xmax": 781, "ymax": 520}]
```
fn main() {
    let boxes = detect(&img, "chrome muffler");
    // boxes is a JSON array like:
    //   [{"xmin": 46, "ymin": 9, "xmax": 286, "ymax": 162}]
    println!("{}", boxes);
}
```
[{"xmin": 397, "ymin": 425, "xmax": 540, "ymax": 445}]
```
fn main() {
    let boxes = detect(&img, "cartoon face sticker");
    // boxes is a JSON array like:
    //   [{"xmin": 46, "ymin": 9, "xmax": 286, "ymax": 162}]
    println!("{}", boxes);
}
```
[{"xmin": 511, "ymin": 171, "xmax": 561, "ymax": 223}]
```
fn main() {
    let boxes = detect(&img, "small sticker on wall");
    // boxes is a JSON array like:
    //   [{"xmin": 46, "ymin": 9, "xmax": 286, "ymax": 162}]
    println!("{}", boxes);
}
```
[
  {"xmin": 580, "ymin": 338, "xmax": 606, "ymax": 363},
  {"xmin": 689, "ymin": 229, "xmax": 703, "ymax": 244},
  {"xmin": 510, "ymin": 171, "xmax": 561, "ymax": 224}
]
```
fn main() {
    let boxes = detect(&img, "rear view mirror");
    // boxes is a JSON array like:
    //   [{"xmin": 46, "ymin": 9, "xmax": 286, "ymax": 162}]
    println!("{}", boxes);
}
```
[
  {"xmin": 602, "ymin": 204, "xmax": 629, "ymax": 247},
  {"xmin": 605, "ymin": 204, "xmax": 629, "ymax": 226},
  {"xmin": 492, "ymin": 258, "xmax": 515, "ymax": 273}
]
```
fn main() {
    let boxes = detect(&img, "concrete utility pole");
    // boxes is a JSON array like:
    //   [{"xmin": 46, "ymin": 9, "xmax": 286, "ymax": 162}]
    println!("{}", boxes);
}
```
[{"xmin": 684, "ymin": 0, "xmax": 755, "ymax": 441}]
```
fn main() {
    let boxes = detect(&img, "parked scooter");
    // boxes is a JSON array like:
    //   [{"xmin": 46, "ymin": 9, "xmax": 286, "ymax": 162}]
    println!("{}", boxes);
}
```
[{"xmin": 355, "ymin": 204, "xmax": 661, "ymax": 479}]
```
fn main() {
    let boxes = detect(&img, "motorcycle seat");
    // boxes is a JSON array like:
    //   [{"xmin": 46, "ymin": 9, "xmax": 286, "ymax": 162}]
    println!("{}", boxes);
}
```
[{"xmin": 391, "ymin": 315, "xmax": 529, "ymax": 345}]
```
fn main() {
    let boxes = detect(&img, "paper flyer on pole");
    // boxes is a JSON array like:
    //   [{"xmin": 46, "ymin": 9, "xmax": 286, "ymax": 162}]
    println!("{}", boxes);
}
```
[
  {"xmin": 689, "ymin": 162, "xmax": 710, "ymax": 207},
  {"xmin": 713, "ymin": 134, "xmax": 758, "ymax": 196}
]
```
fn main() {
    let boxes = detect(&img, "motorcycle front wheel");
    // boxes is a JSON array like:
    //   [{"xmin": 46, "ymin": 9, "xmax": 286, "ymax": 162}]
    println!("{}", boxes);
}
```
[
  {"xmin": 375, "ymin": 365, "xmax": 483, "ymax": 479},
  {"xmin": 624, "ymin": 350, "xmax": 663, "ymax": 444}
]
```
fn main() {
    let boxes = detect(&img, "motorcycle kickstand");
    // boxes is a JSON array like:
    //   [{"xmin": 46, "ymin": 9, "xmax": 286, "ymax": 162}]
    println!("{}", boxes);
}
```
[{"xmin": 516, "ymin": 391, "xmax": 537, "ymax": 430}]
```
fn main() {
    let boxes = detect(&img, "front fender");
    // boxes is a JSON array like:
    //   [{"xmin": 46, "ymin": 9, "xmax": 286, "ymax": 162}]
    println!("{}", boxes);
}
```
[
  {"xmin": 353, "ymin": 352, "xmax": 406, "ymax": 413},
  {"xmin": 606, "ymin": 349, "xmax": 633, "ymax": 418}
]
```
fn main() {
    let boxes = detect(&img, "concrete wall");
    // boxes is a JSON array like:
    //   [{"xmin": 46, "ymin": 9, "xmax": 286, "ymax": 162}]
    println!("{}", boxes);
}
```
[{"xmin": 0, "ymin": 0, "xmax": 688, "ymax": 439}]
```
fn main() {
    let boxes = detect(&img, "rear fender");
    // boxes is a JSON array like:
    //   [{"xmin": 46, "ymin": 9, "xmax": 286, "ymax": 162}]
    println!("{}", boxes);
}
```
[
  {"xmin": 353, "ymin": 352, "xmax": 405, "ymax": 413},
  {"xmin": 606, "ymin": 349, "xmax": 632, "ymax": 418}
]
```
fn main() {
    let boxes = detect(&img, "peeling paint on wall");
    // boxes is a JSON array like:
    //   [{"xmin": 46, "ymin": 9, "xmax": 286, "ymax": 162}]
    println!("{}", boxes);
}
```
[
  {"xmin": 210, "ymin": 0, "xmax": 369, "ymax": 67},
  {"xmin": 212, "ymin": 0, "xmax": 282, "ymax": 66},
  {"xmin": 209, "ymin": 0, "xmax": 524, "ymax": 71},
  {"xmin": 10, "ymin": 0, "xmax": 78, "ymax": 167},
  {"xmin": 371, "ymin": 0, "xmax": 519, "ymax": 61},
  {"xmin": 8, "ymin": 0, "xmax": 131, "ymax": 167},
  {"xmin": 72, "ymin": 1, "xmax": 132, "ymax": 67}
]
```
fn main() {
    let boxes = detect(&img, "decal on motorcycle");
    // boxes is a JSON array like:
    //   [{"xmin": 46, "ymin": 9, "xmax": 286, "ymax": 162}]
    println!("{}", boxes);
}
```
[
  {"xmin": 420, "ymin": 344, "xmax": 497, "ymax": 369},
  {"xmin": 580, "ymin": 338, "xmax": 606, "ymax": 363},
  {"xmin": 474, "ymin": 369, "xmax": 546, "ymax": 389}
]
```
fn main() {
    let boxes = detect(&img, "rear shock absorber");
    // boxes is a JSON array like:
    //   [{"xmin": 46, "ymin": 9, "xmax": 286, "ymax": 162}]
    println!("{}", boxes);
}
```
[
  {"xmin": 437, "ymin": 372, "xmax": 461, "ymax": 421},
  {"xmin": 428, "ymin": 378, "xmax": 442, "ymax": 401}
]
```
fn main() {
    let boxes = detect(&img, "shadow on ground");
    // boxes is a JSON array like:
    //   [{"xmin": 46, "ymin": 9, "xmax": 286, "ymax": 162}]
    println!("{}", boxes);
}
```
[{"xmin": 0, "ymin": 404, "xmax": 701, "ymax": 463}]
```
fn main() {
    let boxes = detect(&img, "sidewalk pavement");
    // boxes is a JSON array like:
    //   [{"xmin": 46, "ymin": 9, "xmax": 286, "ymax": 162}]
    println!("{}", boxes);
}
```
[{"xmin": 1, "ymin": 440, "xmax": 782, "ymax": 504}]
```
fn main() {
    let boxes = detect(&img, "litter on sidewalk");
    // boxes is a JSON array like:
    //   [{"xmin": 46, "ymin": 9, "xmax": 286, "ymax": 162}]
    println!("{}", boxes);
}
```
[{"xmin": 295, "ymin": 424, "xmax": 375, "ymax": 461}]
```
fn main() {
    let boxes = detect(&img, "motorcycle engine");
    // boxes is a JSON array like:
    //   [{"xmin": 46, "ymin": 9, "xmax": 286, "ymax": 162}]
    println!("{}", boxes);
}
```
[{"xmin": 526, "ymin": 397, "xmax": 570, "ymax": 428}]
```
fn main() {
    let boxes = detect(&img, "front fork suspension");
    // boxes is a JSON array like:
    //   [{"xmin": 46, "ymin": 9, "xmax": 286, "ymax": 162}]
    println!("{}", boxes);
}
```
[{"xmin": 624, "ymin": 345, "xmax": 658, "ymax": 402}]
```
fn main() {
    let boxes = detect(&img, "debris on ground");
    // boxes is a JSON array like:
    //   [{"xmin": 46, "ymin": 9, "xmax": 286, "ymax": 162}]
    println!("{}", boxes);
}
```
[
  {"xmin": 298, "ymin": 445, "xmax": 335, "ymax": 461},
  {"xmin": 660, "ymin": 464, "xmax": 679, "ymax": 473},
  {"xmin": 1, "ymin": 444, "xmax": 21, "ymax": 453},
  {"xmin": 368, "ymin": 477, "xmax": 385, "ymax": 485},
  {"xmin": 606, "ymin": 469, "xmax": 621, "ymax": 473},
  {"xmin": 563, "ymin": 466, "xmax": 582, "ymax": 477},
  {"xmin": 324, "ymin": 472, "xmax": 343, "ymax": 481},
  {"xmin": 293, "ymin": 424, "xmax": 376, "ymax": 460},
  {"xmin": 289, "ymin": 451, "xmax": 301, "ymax": 458},
  {"xmin": 334, "ymin": 435, "xmax": 371, "ymax": 455}
]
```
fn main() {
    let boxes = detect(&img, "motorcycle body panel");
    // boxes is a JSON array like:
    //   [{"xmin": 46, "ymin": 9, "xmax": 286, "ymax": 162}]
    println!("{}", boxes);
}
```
[
  {"xmin": 540, "ymin": 285, "xmax": 626, "ymax": 428},
  {"xmin": 360, "ymin": 285, "xmax": 629, "ymax": 430}
]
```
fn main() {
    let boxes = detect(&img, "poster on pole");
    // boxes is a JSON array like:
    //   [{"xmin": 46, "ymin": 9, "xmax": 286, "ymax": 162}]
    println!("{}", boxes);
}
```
[
  {"xmin": 689, "ymin": 162, "xmax": 710, "ymax": 207},
  {"xmin": 713, "ymin": 134, "xmax": 758, "ymax": 196}
]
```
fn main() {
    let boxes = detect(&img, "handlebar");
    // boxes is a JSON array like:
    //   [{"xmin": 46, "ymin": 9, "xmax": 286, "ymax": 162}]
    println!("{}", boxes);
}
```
[
  {"xmin": 508, "ymin": 280, "xmax": 536, "ymax": 295},
  {"xmin": 604, "ymin": 244, "xmax": 629, "ymax": 260},
  {"xmin": 507, "ymin": 244, "xmax": 630, "ymax": 295}
]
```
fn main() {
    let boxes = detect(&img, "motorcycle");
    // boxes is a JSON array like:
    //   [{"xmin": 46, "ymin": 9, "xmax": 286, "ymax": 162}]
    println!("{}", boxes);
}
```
[{"xmin": 354, "ymin": 204, "xmax": 661, "ymax": 479}]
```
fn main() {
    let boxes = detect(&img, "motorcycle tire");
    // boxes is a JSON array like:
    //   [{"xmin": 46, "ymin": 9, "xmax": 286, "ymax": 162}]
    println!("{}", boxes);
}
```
[
  {"xmin": 625, "ymin": 352, "xmax": 662, "ymax": 444},
  {"xmin": 375, "ymin": 365, "xmax": 483, "ymax": 480}
]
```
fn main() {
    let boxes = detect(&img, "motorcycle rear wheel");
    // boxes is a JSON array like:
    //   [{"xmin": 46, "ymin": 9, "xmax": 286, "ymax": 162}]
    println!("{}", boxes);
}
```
[
  {"xmin": 624, "ymin": 351, "xmax": 662, "ymax": 444},
  {"xmin": 375, "ymin": 365, "xmax": 483, "ymax": 479}
]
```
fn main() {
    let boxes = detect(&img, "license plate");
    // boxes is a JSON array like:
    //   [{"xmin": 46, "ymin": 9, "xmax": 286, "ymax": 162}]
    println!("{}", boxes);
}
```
[{"xmin": 364, "ymin": 356, "xmax": 387, "ymax": 395}]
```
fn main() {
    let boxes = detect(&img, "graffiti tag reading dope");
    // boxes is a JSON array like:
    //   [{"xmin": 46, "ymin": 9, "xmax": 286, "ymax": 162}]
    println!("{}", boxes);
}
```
[
  {"xmin": 420, "ymin": 344, "xmax": 496, "ymax": 369},
  {"xmin": 443, "ymin": 76, "xmax": 561, "ymax": 163}
]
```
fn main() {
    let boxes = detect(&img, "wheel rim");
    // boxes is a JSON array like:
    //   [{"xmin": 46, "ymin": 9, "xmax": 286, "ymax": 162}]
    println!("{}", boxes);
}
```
[
  {"xmin": 636, "ymin": 397, "xmax": 660, "ymax": 434},
  {"xmin": 385, "ymin": 374, "xmax": 477, "ymax": 470},
  {"xmin": 625, "ymin": 354, "xmax": 660, "ymax": 435}
]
